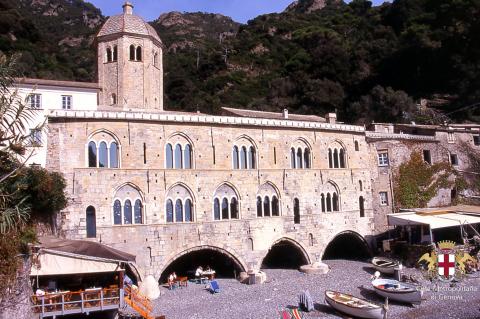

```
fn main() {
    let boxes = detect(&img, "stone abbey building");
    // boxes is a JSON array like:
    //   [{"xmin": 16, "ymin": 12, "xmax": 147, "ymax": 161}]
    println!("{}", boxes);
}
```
[{"xmin": 17, "ymin": 2, "xmax": 480, "ymax": 281}]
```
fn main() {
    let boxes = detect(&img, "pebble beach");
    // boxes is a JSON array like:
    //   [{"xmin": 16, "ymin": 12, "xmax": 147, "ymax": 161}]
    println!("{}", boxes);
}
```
[{"xmin": 151, "ymin": 260, "xmax": 480, "ymax": 319}]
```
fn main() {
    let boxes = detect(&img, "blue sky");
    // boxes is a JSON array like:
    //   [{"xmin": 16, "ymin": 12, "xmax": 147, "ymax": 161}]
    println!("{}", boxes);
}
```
[{"xmin": 87, "ymin": 0, "xmax": 388, "ymax": 23}]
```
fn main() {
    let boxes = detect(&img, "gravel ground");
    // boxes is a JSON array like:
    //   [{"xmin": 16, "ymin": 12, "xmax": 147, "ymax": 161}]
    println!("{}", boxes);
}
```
[{"xmin": 150, "ymin": 260, "xmax": 480, "ymax": 319}]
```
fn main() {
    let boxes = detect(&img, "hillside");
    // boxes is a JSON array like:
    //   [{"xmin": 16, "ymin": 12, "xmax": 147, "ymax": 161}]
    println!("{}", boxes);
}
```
[{"xmin": 1, "ymin": 0, "xmax": 479, "ymax": 123}]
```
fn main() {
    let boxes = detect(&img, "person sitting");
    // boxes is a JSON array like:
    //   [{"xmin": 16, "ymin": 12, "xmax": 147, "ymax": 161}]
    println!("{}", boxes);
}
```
[{"xmin": 195, "ymin": 266, "xmax": 203, "ymax": 278}]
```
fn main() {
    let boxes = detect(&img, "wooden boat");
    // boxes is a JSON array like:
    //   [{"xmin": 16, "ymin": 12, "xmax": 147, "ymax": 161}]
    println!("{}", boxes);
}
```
[
  {"xmin": 325, "ymin": 290, "xmax": 386, "ymax": 319},
  {"xmin": 371, "ymin": 257, "xmax": 399, "ymax": 275},
  {"xmin": 372, "ymin": 278, "xmax": 422, "ymax": 304}
]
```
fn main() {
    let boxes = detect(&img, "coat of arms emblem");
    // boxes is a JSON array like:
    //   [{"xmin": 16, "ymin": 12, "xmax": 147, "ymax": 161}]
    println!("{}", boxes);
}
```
[{"xmin": 418, "ymin": 241, "xmax": 475, "ymax": 282}]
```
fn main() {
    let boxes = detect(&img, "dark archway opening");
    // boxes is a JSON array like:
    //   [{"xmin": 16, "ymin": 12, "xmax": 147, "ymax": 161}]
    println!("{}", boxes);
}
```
[
  {"xmin": 322, "ymin": 232, "xmax": 371, "ymax": 261},
  {"xmin": 159, "ymin": 249, "xmax": 243, "ymax": 283},
  {"xmin": 261, "ymin": 240, "xmax": 308, "ymax": 269}
]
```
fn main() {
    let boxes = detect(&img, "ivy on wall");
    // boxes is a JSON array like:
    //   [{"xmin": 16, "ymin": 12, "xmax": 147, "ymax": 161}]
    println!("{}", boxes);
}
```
[{"xmin": 394, "ymin": 150, "xmax": 454, "ymax": 209}]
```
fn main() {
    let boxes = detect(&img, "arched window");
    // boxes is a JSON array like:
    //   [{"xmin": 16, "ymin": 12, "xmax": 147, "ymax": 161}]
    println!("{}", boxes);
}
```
[
  {"xmin": 339, "ymin": 149, "xmax": 345, "ymax": 168},
  {"xmin": 333, "ymin": 149, "xmax": 339, "ymax": 168},
  {"xmin": 291, "ymin": 148, "xmax": 296, "ymax": 168},
  {"xmin": 233, "ymin": 138, "xmax": 256, "ymax": 170},
  {"xmin": 165, "ymin": 143, "xmax": 173, "ymax": 169},
  {"xmin": 309, "ymin": 233, "xmax": 314, "ymax": 246},
  {"xmin": 221, "ymin": 198, "xmax": 229, "ymax": 220},
  {"xmin": 129, "ymin": 45, "xmax": 135, "ymax": 60},
  {"xmin": 321, "ymin": 194, "xmax": 325, "ymax": 212},
  {"xmin": 87, "ymin": 131, "xmax": 121, "ymax": 168},
  {"xmin": 233, "ymin": 146, "xmax": 239, "ymax": 169},
  {"xmin": 304, "ymin": 148, "xmax": 311, "ymax": 168},
  {"xmin": 293, "ymin": 198, "xmax": 300, "ymax": 224},
  {"xmin": 111, "ymin": 93, "xmax": 117, "ymax": 105},
  {"xmin": 153, "ymin": 52, "xmax": 158, "ymax": 67},
  {"xmin": 248, "ymin": 146, "xmax": 256, "ymax": 169},
  {"xmin": 185, "ymin": 199, "xmax": 193, "ymax": 222},
  {"xmin": 230, "ymin": 197, "xmax": 239, "ymax": 219},
  {"xmin": 359, "ymin": 180, "xmax": 363, "ymax": 192},
  {"xmin": 214, "ymin": 198, "xmax": 220, "ymax": 220},
  {"xmin": 109, "ymin": 142, "xmax": 119, "ymax": 168},
  {"xmin": 214, "ymin": 184, "xmax": 239, "ymax": 221},
  {"xmin": 359, "ymin": 196, "xmax": 365, "ymax": 217},
  {"xmin": 99, "ymin": 141, "xmax": 108, "ymax": 168},
  {"xmin": 113, "ymin": 200, "xmax": 122, "ymax": 225},
  {"xmin": 166, "ymin": 199, "xmax": 174, "ymax": 223},
  {"xmin": 297, "ymin": 148, "xmax": 303, "ymax": 169},
  {"xmin": 272, "ymin": 196, "xmax": 279, "ymax": 216},
  {"xmin": 136, "ymin": 46, "xmax": 142, "ymax": 61},
  {"xmin": 174, "ymin": 144, "xmax": 183, "ymax": 169},
  {"xmin": 184, "ymin": 144, "xmax": 192, "ymax": 169},
  {"xmin": 124, "ymin": 199, "xmax": 132, "ymax": 224},
  {"xmin": 240, "ymin": 146, "xmax": 247, "ymax": 169},
  {"xmin": 326, "ymin": 193, "xmax": 332, "ymax": 212},
  {"xmin": 175, "ymin": 199, "xmax": 183, "ymax": 222},
  {"xmin": 113, "ymin": 45, "xmax": 118, "ymax": 61},
  {"xmin": 328, "ymin": 149, "xmax": 333, "ymax": 168},
  {"xmin": 134, "ymin": 199, "xmax": 143, "ymax": 224},
  {"xmin": 248, "ymin": 238, "xmax": 254, "ymax": 251},
  {"xmin": 256, "ymin": 196, "xmax": 262, "ymax": 217},
  {"xmin": 86, "ymin": 206, "xmax": 96, "ymax": 238},
  {"xmin": 355, "ymin": 141, "xmax": 359, "ymax": 151},
  {"xmin": 263, "ymin": 196, "xmax": 271, "ymax": 217},
  {"xmin": 106, "ymin": 47, "xmax": 112, "ymax": 62},
  {"xmin": 332, "ymin": 193, "xmax": 339, "ymax": 212},
  {"xmin": 88, "ymin": 141, "xmax": 97, "ymax": 167}
]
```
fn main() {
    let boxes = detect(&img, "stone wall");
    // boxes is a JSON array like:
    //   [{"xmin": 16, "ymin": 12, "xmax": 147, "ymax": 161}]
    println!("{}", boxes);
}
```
[{"xmin": 47, "ymin": 113, "xmax": 375, "ymax": 279}]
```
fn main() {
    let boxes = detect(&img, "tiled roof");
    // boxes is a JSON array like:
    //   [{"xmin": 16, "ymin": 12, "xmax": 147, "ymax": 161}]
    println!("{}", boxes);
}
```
[
  {"xmin": 97, "ymin": 13, "xmax": 162, "ymax": 44},
  {"xmin": 15, "ymin": 78, "xmax": 101, "ymax": 90},
  {"xmin": 221, "ymin": 107, "xmax": 326, "ymax": 123}
]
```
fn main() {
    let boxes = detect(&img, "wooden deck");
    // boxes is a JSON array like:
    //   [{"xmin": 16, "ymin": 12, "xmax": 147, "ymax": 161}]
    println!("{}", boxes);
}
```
[{"xmin": 32, "ymin": 288, "xmax": 124, "ymax": 318}]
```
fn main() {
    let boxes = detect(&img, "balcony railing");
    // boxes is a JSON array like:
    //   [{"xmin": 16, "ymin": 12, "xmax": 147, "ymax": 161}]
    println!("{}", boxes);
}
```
[{"xmin": 32, "ymin": 288, "xmax": 124, "ymax": 318}]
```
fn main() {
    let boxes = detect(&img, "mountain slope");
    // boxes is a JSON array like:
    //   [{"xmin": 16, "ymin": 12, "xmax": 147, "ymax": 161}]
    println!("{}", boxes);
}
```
[{"xmin": 1, "ymin": 0, "xmax": 479, "ymax": 123}]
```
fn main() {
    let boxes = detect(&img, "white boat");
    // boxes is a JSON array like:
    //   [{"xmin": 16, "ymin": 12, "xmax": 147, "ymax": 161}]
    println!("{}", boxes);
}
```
[
  {"xmin": 372, "ymin": 278, "xmax": 422, "ymax": 304},
  {"xmin": 371, "ymin": 257, "xmax": 399, "ymax": 275},
  {"xmin": 325, "ymin": 290, "xmax": 386, "ymax": 319}
]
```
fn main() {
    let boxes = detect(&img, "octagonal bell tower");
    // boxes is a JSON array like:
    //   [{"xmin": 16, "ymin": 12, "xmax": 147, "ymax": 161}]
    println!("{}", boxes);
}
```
[{"xmin": 96, "ymin": 1, "xmax": 163, "ymax": 111}]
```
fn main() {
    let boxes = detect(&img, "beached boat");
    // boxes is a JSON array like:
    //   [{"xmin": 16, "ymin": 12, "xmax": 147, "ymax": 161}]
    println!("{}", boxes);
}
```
[
  {"xmin": 325, "ymin": 290, "xmax": 386, "ymax": 319},
  {"xmin": 371, "ymin": 257, "xmax": 399, "ymax": 275},
  {"xmin": 372, "ymin": 278, "xmax": 422, "ymax": 304}
]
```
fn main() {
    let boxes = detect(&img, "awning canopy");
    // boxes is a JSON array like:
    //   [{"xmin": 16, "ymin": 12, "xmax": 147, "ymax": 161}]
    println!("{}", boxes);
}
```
[
  {"xmin": 31, "ymin": 252, "xmax": 121, "ymax": 276},
  {"xmin": 31, "ymin": 237, "xmax": 136, "ymax": 277},
  {"xmin": 388, "ymin": 211, "xmax": 480, "ymax": 229}
]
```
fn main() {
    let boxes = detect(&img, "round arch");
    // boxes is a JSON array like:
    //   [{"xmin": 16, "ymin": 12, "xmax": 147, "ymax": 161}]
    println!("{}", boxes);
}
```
[
  {"xmin": 261, "ymin": 237, "xmax": 311, "ymax": 269},
  {"xmin": 157, "ymin": 245, "xmax": 247, "ymax": 282},
  {"xmin": 322, "ymin": 230, "xmax": 371, "ymax": 260}
]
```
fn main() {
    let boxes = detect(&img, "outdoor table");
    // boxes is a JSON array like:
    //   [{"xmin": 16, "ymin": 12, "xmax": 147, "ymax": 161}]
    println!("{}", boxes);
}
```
[
  {"xmin": 202, "ymin": 271, "xmax": 216, "ymax": 280},
  {"xmin": 175, "ymin": 276, "xmax": 188, "ymax": 287}
]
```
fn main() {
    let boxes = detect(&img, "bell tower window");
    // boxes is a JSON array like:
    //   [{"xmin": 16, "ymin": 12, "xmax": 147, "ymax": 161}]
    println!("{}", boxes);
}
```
[
  {"xmin": 136, "ymin": 46, "xmax": 142, "ymax": 61},
  {"xmin": 113, "ymin": 45, "xmax": 118, "ymax": 61},
  {"xmin": 106, "ymin": 47, "xmax": 112, "ymax": 62},
  {"xmin": 129, "ymin": 45, "xmax": 135, "ymax": 61}
]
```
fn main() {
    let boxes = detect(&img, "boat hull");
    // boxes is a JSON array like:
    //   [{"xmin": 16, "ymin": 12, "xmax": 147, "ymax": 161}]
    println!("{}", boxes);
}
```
[
  {"xmin": 372, "ymin": 279, "xmax": 422, "ymax": 304},
  {"xmin": 325, "ymin": 291, "xmax": 385, "ymax": 319},
  {"xmin": 371, "ymin": 257, "xmax": 399, "ymax": 275}
]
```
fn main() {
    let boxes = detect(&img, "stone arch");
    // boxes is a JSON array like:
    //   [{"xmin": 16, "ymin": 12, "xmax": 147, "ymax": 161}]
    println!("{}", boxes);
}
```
[
  {"xmin": 292, "ymin": 137, "xmax": 313, "ymax": 150},
  {"xmin": 212, "ymin": 182, "xmax": 241, "ymax": 200},
  {"xmin": 322, "ymin": 230, "xmax": 371, "ymax": 260},
  {"xmin": 234, "ymin": 134, "xmax": 259, "ymax": 150},
  {"xmin": 87, "ymin": 129, "xmax": 121, "ymax": 145},
  {"xmin": 261, "ymin": 237, "xmax": 311, "ymax": 269},
  {"xmin": 166, "ymin": 182, "xmax": 196, "ymax": 202},
  {"xmin": 157, "ymin": 245, "xmax": 247, "ymax": 282},
  {"xmin": 112, "ymin": 182, "xmax": 145, "ymax": 202}
]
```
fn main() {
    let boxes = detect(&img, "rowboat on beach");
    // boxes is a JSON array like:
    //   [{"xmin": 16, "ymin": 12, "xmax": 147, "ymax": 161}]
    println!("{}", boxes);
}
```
[
  {"xmin": 325, "ymin": 290, "xmax": 386, "ymax": 319},
  {"xmin": 372, "ymin": 278, "xmax": 422, "ymax": 304},
  {"xmin": 371, "ymin": 257, "xmax": 399, "ymax": 275}
]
